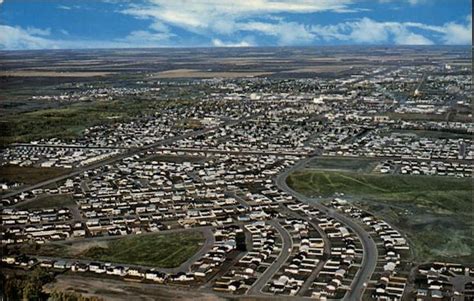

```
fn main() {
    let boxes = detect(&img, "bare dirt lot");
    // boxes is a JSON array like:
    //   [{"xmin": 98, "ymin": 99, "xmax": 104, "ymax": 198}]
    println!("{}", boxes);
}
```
[{"xmin": 44, "ymin": 274, "xmax": 226, "ymax": 301}]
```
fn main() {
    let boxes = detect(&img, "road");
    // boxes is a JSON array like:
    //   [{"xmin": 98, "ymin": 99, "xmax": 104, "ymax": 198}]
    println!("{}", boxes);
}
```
[
  {"xmin": 275, "ymin": 156, "xmax": 378, "ymax": 301},
  {"xmin": 247, "ymin": 219, "xmax": 293, "ymax": 295},
  {"xmin": 2, "ymin": 119, "xmax": 244, "ymax": 200},
  {"xmin": 10, "ymin": 143, "xmax": 130, "ymax": 150}
]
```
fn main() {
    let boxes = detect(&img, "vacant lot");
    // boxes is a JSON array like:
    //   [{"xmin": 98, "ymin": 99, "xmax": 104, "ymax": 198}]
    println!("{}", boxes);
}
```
[
  {"xmin": 16, "ymin": 194, "xmax": 75, "ymax": 210},
  {"xmin": 306, "ymin": 157, "xmax": 378, "ymax": 173},
  {"xmin": 1, "ymin": 97, "xmax": 198, "ymax": 145},
  {"xmin": 29, "ymin": 231, "xmax": 205, "ymax": 268},
  {"xmin": 44, "ymin": 274, "xmax": 226, "ymax": 301},
  {"xmin": 287, "ymin": 170, "xmax": 473, "ymax": 264},
  {"xmin": 0, "ymin": 165, "xmax": 67, "ymax": 185}
]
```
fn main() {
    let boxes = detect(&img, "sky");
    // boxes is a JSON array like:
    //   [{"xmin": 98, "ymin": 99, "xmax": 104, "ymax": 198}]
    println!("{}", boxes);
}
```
[{"xmin": 0, "ymin": 0, "xmax": 472, "ymax": 50}]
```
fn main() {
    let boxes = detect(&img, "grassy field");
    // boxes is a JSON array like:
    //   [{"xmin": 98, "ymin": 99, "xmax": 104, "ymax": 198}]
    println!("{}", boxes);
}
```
[
  {"xmin": 27, "ymin": 231, "xmax": 205, "ymax": 268},
  {"xmin": 16, "ymin": 194, "xmax": 76, "ymax": 210},
  {"xmin": 0, "ymin": 165, "xmax": 67, "ymax": 185},
  {"xmin": 0, "ymin": 98, "xmax": 193, "ymax": 145},
  {"xmin": 1, "ymin": 100, "xmax": 143, "ymax": 145},
  {"xmin": 306, "ymin": 157, "xmax": 378, "ymax": 173},
  {"xmin": 287, "ymin": 170, "xmax": 473, "ymax": 264}
]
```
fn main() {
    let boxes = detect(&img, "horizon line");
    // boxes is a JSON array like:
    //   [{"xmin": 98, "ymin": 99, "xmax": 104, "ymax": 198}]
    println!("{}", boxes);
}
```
[{"xmin": 0, "ymin": 44, "xmax": 471, "ymax": 52}]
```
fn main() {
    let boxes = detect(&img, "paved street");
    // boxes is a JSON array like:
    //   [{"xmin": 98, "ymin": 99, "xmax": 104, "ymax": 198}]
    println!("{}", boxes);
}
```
[
  {"xmin": 247, "ymin": 219, "xmax": 293, "ymax": 295},
  {"xmin": 275, "ymin": 156, "xmax": 378, "ymax": 301}
]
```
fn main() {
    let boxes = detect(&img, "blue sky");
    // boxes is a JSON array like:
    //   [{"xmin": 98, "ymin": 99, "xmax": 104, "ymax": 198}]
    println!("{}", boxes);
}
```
[{"xmin": 0, "ymin": 0, "xmax": 471, "ymax": 50}]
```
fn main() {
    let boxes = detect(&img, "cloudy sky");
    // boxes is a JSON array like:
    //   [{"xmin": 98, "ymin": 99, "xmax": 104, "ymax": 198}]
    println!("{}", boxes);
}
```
[{"xmin": 0, "ymin": 0, "xmax": 471, "ymax": 50}]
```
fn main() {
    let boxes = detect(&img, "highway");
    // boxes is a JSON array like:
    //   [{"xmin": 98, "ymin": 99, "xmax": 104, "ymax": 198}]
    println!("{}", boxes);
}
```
[{"xmin": 275, "ymin": 156, "xmax": 378, "ymax": 301}]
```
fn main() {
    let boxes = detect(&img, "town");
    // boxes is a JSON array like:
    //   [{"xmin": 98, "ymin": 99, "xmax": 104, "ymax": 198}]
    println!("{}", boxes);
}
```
[{"xmin": 1, "ymin": 46, "xmax": 472, "ymax": 301}]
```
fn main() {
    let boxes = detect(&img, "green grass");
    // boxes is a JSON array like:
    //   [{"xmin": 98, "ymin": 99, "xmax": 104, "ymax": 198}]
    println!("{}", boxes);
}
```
[
  {"xmin": 287, "ymin": 170, "xmax": 473, "ymax": 264},
  {"xmin": 306, "ymin": 157, "xmax": 378, "ymax": 173},
  {"xmin": 27, "ymin": 231, "xmax": 205, "ymax": 268},
  {"xmin": 16, "ymin": 194, "xmax": 76, "ymax": 210},
  {"xmin": 0, "ymin": 98, "xmax": 193, "ymax": 145}
]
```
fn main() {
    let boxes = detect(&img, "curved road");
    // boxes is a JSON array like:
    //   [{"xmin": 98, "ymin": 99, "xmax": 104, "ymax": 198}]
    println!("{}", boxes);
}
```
[
  {"xmin": 247, "ymin": 219, "xmax": 293, "ymax": 295},
  {"xmin": 275, "ymin": 156, "xmax": 378, "ymax": 301}
]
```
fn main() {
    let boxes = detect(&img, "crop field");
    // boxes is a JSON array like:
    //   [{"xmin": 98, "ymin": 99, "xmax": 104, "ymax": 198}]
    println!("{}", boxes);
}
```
[
  {"xmin": 287, "ymin": 169, "xmax": 473, "ymax": 264},
  {"xmin": 26, "ymin": 231, "xmax": 205, "ymax": 268}
]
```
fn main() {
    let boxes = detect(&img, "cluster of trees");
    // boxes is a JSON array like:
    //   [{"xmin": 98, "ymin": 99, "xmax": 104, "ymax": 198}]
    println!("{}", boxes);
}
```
[
  {"xmin": 1, "ymin": 268, "xmax": 102, "ymax": 301},
  {"xmin": 2, "ymin": 267, "xmax": 53, "ymax": 301}
]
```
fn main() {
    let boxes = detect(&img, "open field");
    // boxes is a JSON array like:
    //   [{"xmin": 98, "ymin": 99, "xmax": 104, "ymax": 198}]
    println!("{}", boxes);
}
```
[
  {"xmin": 153, "ymin": 68, "xmax": 273, "ymax": 78},
  {"xmin": 306, "ymin": 157, "xmax": 378, "ymax": 173},
  {"xmin": 287, "ymin": 169, "xmax": 473, "ymax": 263},
  {"xmin": 283, "ymin": 65, "xmax": 355, "ymax": 73},
  {"xmin": 16, "ymin": 194, "xmax": 75, "ymax": 210},
  {"xmin": 0, "ymin": 165, "xmax": 67, "ymax": 185},
  {"xmin": 27, "ymin": 231, "xmax": 205, "ymax": 268},
  {"xmin": 44, "ymin": 274, "xmax": 226, "ymax": 301},
  {"xmin": 0, "ymin": 71, "xmax": 114, "ymax": 77},
  {"xmin": 0, "ymin": 99, "xmax": 192, "ymax": 145}
]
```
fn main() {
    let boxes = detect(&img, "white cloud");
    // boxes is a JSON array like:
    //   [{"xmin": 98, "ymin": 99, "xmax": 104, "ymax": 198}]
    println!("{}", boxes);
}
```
[
  {"xmin": 58, "ymin": 5, "xmax": 72, "ymax": 10},
  {"xmin": 0, "ymin": 25, "xmax": 57, "ymax": 50},
  {"xmin": 121, "ymin": 0, "xmax": 357, "ymax": 46},
  {"xmin": 407, "ymin": 0, "xmax": 425, "ymax": 4},
  {"xmin": 25, "ymin": 27, "xmax": 51, "ymax": 36},
  {"xmin": 240, "ymin": 21, "xmax": 315, "ymax": 45},
  {"xmin": 391, "ymin": 28, "xmax": 433, "ymax": 45},
  {"xmin": 119, "ymin": 30, "xmax": 173, "ymax": 46},
  {"xmin": 378, "ymin": 0, "xmax": 427, "ymax": 5},
  {"xmin": 212, "ymin": 38, "xmax": 253, "ymax": 47},
  {"xmin": 441, "ymin": 15, "xmax": 472, "ymax": 45},
  {"xmin": 0, "ymin": 25, "xmax": 173, "ymax": 50},
  {"xmin": 120, "ymin": 0, "xmax": 472, "ymax": 46},
  {"xmin": 311, "ymin": 17, "xmax": 474, "ymax": 45},
  {"xmin": 1, "ymin": 0, "xmax": 471, "ymax": 50},
  {"xmin": 347, "ymin": 18, "xmax": 390, "ymax": 43}
]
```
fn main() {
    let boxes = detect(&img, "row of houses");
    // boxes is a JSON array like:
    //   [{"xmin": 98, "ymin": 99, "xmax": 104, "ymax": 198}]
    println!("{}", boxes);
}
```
[
  {"xmin": 331, "ymin": 199, "xmax": 410, "ymax": 301},
  {"xmin": 285, "ymin": 202, "xmax": 363, "ymax": 299},
  {"xmin": 376, "ymin": 159, "xmax": 472, "ymax": 177},
  {"xmin": 414, "ymin": 262, "xmax": 474, "ymax": 300},
  {"xmin": 265, "ymin": 218, "xmax": 325, "ymax": 296},
  {"xmin": 2, "ymin": 145, "xmax": 121, "ymax": 169},
  {"xmin": 327, "ymin": 129, "xmax": 472, "ymax": 162},
  {"xmin": 213, "ymin": 221, "xmax": 282, "ymax": 294}
]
